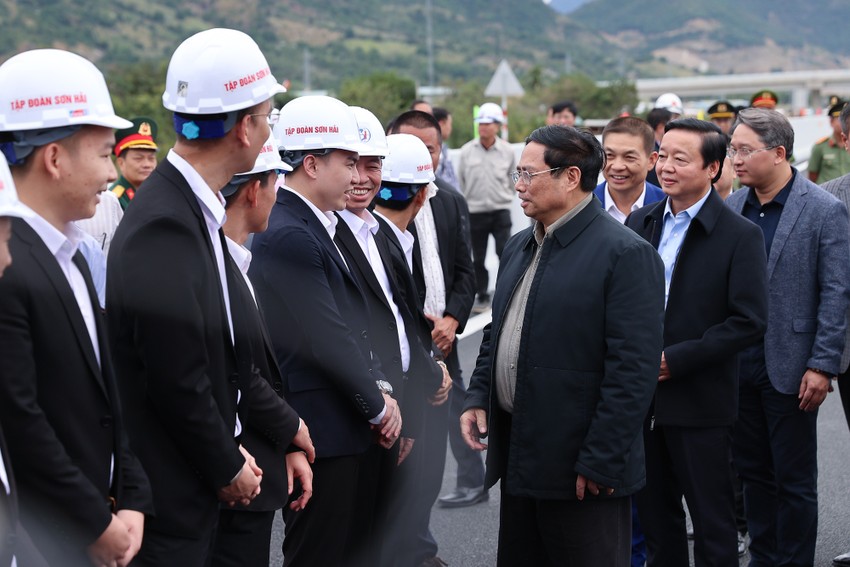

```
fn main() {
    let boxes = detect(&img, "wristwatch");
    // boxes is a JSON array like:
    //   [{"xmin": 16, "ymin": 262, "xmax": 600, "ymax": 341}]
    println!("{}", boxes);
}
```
[{"xmin": 376, "ymin": 380, "xmax": 394, "ymax": 396}]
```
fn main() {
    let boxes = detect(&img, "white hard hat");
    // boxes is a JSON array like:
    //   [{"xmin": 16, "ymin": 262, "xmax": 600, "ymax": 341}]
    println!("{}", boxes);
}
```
[
  {"xmin": 163, "ymin": 28, "xmax": 285, "ymax": 115},
  {"xmin": 0, "ymin": 155, "xmax": 33, "ymax": 219},
  {"xmin": 381, "ymin": 133, "xmax": 435, "ymax": 185},
  {"xmin": 350, "ymin": 106, "xmax": 388, "ymax": 158},
  {"xmin": 275, "ymin": 95, "xmax": 369, "ymax": 157},
  {"xmin": 0, "ymin": 49, "xmax": 131, "ymax": 132},
  {"xmin": 238, "ymin": 131, "xmax": 291, "ymax": 176},
  {"xmin": 474, "ymin": 102, "xmax": 504, "ymax": 124},
  {"xmin": 655, "ymin": 93, "xmax": 684, "ymax": 115}
]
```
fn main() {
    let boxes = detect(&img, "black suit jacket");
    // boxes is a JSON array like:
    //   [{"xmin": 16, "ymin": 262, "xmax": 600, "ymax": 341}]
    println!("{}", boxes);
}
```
[
  {"xmin": 626, "ymin": 189, "xmax": 769, "ymax": 426},
  {"xmin": 224, "ymin": 246, "xmax": 301, "ymax": 511},
  {"xmin": 410, "ymin": 179, "xmax": 476, "ymax": 333},
  {"xmin": 0, "ymin": 219, "xmax": 152, "ymax": 563},
  {"xmin": 107, "ymin": 158, "xmax": 248, "ymax": 538},
  {"xmin": 334, "ymin": 214, "xmax": 443, "ymax": 438},
  {"xmin": 465, "ymin": 201, "xmax": 665, "ymax": 498},
  {"xmin": 249, "ymin": 189, "xmax": 387, "ymax": 458}
]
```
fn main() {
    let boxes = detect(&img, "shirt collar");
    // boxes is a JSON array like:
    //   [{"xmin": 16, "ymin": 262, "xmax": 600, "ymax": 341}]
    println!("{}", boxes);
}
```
[
  {"xmin": 603, "ymin": 183, "xmax": 647, "ymax": 214},
  {"xmin": 745, "ymin": 168, "xmax": 796, "ymax": 208},
  {"xmin": 225, "ymin": 235, "xmax": 252, "ymax": 276},
  {"xmin": 339, "ymin": 208, "xmax": 379, "ymax": 237},
  {"xmin": 23, "ymin": 204, "xmax": 85, "ymax": 262},
  {"xmin": 283, "ymin": 185, "xmax": 339, "ymax": 239},
  {"xmin": 663, "ymin": 186, "xmax": 711, "ymax": 221},
  {"xmin": 374, "ymin": 210, "xmax": 415, "ymax": 258},
  {"xmin": 167, "ymin": 149, "xmax": 227, "ymax": 229}
]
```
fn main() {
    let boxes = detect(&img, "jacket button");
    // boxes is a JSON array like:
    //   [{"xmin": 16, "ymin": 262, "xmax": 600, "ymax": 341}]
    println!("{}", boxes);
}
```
[
  {"xmin": 392, "ymin": 356, "xmax": 400, "ymax": 363},
  {"xmin": 273, "ymin": 382, "xmax": 283, "ymax": 392},
  {"xmin": 100, "ymin": 416, "xmax": 113, "ymax": 428},
  {"xmin": 361, "ymin": 330, "xmax": 368, "ymax": 339},
  {"xmin": 230, "ymin": 373, "xmax": 239, "ymax": 384}
]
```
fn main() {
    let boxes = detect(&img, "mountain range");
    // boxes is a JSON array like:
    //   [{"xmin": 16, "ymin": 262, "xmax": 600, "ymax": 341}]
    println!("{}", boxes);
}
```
[{"xmin": 1, "ymin": 0, "xmax": 848, "ymax": 91}]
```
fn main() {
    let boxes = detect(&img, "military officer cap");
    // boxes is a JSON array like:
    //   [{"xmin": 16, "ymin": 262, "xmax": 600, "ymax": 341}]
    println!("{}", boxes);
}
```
[
  {"xmin": 114, "ymin": 117, "xmax": 158, "ymax": 156},
  {"xmin": 828, "ymin": 99, "xmax": 846, "ymax": 118},
  {"xmin": 707, "ymin": 101, "xmax": 736, "ymax": 119},
  {"xmin": 750, "ymin": 90, "xmax": 779, "ymax": 109}
]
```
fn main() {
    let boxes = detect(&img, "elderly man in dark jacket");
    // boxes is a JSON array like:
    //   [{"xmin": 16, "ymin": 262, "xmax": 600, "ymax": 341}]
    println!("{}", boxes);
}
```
[{"xmin": 462, "ymin": 125, "xmax": 665, "ymax": 567}]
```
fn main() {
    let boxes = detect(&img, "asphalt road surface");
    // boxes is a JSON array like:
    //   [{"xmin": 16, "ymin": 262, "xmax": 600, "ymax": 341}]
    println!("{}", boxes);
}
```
[{"xmin": 269, "ymin": 318, "xmax": 850, "ymax": 566}]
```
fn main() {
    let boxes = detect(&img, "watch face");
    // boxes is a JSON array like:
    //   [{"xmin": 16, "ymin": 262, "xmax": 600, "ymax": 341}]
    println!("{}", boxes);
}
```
[{"xmin": 377, "ymin": 380, "xmax": 393, "ymax": 394}]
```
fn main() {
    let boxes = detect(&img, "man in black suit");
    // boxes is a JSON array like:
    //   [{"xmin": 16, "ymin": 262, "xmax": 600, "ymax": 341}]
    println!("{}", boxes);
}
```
[
  {"xmin": 335, "ymin": 112, "xmax": 451, "ymax": 565},
  {"xmin": 210, "ymin": 134, "xmax": 313, "ymax": 567},
  {"xmin": 387, "ymin": 111, "xmax": 478, "ymax": 565},
  {"xmin": 0, "ymin": 49, "xmax": 153, "ymax": 566},
  {"xmin": 626, "ymin": 118, "xmax": 768, "ymax": 567},
  {"xmin": 249, "ymin": 95, "xmax": 401, "ymax": 566},
  {"xmin": 462, "ymin": 125, "xmax": 664, "ymax": 566},
  {"xmin": 107, "ymin": 30, "xmax": 309, "ymax": 565}
]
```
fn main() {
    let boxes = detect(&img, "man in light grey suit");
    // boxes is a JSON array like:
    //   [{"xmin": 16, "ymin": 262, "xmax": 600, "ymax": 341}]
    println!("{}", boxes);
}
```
[
  {"xmin": 725, "ymin": 108, "xmax": 850, "ymax": 567},
  {"xmin": 820, "ymin": 100, "xmax": 850, "ymax": 567}
]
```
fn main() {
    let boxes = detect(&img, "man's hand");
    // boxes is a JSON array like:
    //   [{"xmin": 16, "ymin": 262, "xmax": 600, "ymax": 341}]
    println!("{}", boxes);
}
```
[
  {"xmin": 374, "ymin": 393, "xmax": 402, "ymax": 449},
  {"xmin": 292, "ymin": 418, "xmax": 316, "ymax": 463},
  {"xmin": 798, "ymin": 369, "xmax": 833, "ymax": 411},
  {"xmin": 217, "ymin": 455, "xmax": 262, "ymax": 507},
  {"xmin": 397, "ymin": 437, "xmax": 415, "ymax": 465},
  {"xmin": 658, "ymin": 352, "xmax": 671, "ymax": 382},
  {"xmin": 428, "ymin": 314, "xmax": 459, "ymax": 356},
  {"xmin": 285, "ymin": 451, "xmax": 313, "ymax": 512},
  {"xmin": 87, "ymin": 513, "xmax": 131, "ymax": 567},
  {"xmin": 429, "ymin": 363, "xmax": 452, "ymax": 406},
  {"xmin": 576, "ymin": 474, "xmax": 614, "ymax": 501},
  {"xmin": 115, "ymin": 509, "xmax": 144, "ymax": 567},
  {"xmin": 460, "ymin": 408, "xmax": 488, "ymax": 451}
]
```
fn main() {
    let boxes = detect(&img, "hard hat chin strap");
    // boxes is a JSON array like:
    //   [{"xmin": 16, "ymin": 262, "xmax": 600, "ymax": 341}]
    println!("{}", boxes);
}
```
[
  {"xmin": 173, "ymin": 112, "xmax": 239, "ymax": 140},
  {"xmin": 0, "ymin": 126, "xmax": 82, "ymax": 165}
]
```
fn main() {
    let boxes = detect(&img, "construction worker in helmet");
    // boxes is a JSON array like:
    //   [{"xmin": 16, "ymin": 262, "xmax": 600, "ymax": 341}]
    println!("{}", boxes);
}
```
[
  {"xmin": 0, "ymin": 48, "xmax": 154, "ymax": 567},
  {"xmin": 249, "ymin": 95, "xmax": 403, "ymax": 566},
  {"xmin": 106, "ymin": 28, "xmax": 315, "ymax": 566}
]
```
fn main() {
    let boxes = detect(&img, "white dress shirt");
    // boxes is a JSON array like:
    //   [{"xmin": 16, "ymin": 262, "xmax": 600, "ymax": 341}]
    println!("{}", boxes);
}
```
[
  {"xmin": 339, "ymin": 209, "xmax": 410, "ymax": 372},
  {"xmin": 603, "ymin": 184, "xmax": 649, "ymax": 224}
]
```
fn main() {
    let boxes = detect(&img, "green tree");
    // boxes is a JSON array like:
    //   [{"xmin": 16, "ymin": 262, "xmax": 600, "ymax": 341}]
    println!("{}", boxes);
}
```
[{"xmin": 337, "ymin": 72, "xmax": 417, "ymax": 127}]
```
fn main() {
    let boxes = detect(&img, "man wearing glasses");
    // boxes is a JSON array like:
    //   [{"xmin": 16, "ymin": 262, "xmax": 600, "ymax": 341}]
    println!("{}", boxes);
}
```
[
  {"xmin": 725, "ymin": 108, "xmax": 850, "ymax": 567},
  {"xmin": 461, "ymin": 125, "xmax": 664, "ymax": 566}
]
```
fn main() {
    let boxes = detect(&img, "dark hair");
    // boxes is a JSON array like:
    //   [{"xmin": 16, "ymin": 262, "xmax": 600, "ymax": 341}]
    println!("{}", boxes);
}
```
[
  {"xmin": 550, "ymin": 100, "xmax": 578, "ymax": 116},
  {"xmin": 663, "ymin": 118, "xmax": 727, "ymax": 183},
  {"xmin": 647, "ymin": 108, "xmax": 672, "ymax": 130},
  {"xmin": 840, "ymin": 103, "xmax": 850, "ymax": 137},
  {"xmin": 602, "ymin": 116, "xmax": 655, "ymax": 156},
  {"xmin": 525, "ymin": 125, "xmax": 604, "ymax": 193},
  {"xmin": 731, "ymin": 108, "xmax": 794, "ymax": 162},
  {"xmin": 432, "ymin": 107, "xmax": 451, "ymax": 123},
  {"xmin": 387, "ymin": 110, "xmax": 443, "ymax": 144},
  {"xmin": 222, "ymin": 170, "xmax": 274, "ymax": 208}
]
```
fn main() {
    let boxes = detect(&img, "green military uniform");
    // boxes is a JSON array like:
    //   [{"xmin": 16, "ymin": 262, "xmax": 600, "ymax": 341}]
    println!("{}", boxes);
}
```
[
  {"xmin": 111, "ymin": 117, "xmax": 158, "ymax": 210},
  {"xmin": 809, "ymin": 137, "xmax": 850, "ymax": 184},
  {"xmin": 110, "ymin": 174, "xmax": 136, "ymax": 210},
  {"xmin": 809, "ymin": 101, "xmax": 850, "ymax": 184}
]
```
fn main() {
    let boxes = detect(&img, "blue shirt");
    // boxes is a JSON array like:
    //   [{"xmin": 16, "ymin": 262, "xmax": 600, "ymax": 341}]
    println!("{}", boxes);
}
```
[
  {"xmin": 741, "ymin": 170, "xmax": 796, "ymax": 255},
  {"xmin": 658, "ymin": 189, "xmax": 712, "ymax": 307}
]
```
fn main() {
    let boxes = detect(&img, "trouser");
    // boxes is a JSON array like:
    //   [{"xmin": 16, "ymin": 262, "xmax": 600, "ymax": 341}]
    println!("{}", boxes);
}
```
[
  {"xmin": 733, "ymin": 355, "xmax": 818, "ymax": 567},
  {"xmin": 469, "ymin": 210, "xmax": 512, "ymax": 298}
]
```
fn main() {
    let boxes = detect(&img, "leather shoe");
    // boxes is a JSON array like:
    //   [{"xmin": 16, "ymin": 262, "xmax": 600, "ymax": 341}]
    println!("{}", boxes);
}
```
[
  {"xmin": 834, "ymin": 551, "xmax": 850, "ymax": 566},
  {"xmin": 437, "ymin": 486, "xmax": 488, "ymax": 508}
]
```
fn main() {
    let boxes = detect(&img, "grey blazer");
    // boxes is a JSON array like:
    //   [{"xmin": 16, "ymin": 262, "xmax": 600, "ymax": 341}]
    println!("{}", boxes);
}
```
[
  {"xmin": 821, "ymin": 172, "xmax": 850, "ymax": 373},
  {"xmin": 726, "ymin": 172, "xmax": 850, "ymax": 393}
]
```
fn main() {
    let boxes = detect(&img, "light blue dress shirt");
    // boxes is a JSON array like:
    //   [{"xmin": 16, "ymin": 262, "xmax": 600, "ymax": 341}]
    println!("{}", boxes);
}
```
[{"xmin": 657, "ymin": 189, "xmax": 712, "ymax": 307}]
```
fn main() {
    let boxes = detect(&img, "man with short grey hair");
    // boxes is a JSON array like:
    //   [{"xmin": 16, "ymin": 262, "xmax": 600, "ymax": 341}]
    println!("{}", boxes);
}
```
[{"xmin": 725, "ymin": 107, "xmax": 850, "ymax": 567}]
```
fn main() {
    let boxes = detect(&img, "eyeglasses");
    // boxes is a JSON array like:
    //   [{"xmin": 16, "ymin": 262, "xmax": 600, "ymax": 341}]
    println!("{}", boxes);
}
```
[
  {"xmin": 726, "ymin": 146, "xmax": 777, "ymax": 159},
  {"xmin": 510, "ymin": 166, "xmax": 564, "ymax": 185},
  {"xmin": 250, "ymin": 108, "xmax": 280, "ymax": 125}
]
